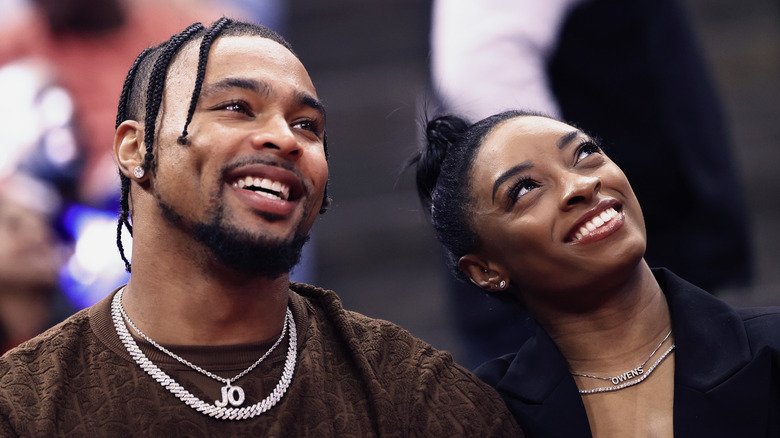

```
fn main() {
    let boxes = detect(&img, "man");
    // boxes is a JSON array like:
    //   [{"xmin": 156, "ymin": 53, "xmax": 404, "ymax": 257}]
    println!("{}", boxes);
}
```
[{"xmin": 0, "ymin": 19, "xmax": 521, "ymax": 436}]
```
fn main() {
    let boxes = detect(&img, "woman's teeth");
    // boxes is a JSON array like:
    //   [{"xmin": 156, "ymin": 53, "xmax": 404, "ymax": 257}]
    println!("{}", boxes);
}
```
[{"xmin": 573, "ymin": 207, "xmax": 619, "ymax": 241}]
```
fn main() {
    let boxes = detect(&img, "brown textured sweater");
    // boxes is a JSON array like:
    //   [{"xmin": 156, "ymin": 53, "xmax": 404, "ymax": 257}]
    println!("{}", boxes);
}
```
[{"xmin": 0, "ymin": 283, "xmax": 522, "ymax": 437}]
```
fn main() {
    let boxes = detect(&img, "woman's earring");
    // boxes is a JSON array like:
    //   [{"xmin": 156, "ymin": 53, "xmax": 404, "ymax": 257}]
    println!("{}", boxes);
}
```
[
  {"xmin": 499, "ymin": 280, "xmax": 507, "ymax": 289},
  {"xmin": 133, "ymin": 166, "xmax": 145, "ymax": 179}
]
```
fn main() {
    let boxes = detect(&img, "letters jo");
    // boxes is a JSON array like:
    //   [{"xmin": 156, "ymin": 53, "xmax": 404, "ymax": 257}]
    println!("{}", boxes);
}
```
[{"xmin": 215, "ymin": 384, "xmax": 246, "ymax": 407}]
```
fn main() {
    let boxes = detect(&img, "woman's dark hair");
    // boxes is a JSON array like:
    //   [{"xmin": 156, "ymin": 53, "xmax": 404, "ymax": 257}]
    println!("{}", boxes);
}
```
[
  {"xmin": 411, "ymin": 110, "xmax": 546, "ymax": 282},
  {"xmin": 114, "ymin": 18, "xmax": 330, "ymax": 272}
]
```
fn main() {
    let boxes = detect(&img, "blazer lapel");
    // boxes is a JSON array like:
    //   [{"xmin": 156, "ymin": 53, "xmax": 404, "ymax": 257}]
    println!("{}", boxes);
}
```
[
  {"xmin": 483, "ymin": 269, "xmax": 776, "ymax": 437},
  {"xmin": 658, "ymin": 269, "xmax": 775, "ymax": 436},
  {"xmin": 493, "ymin": 322, "xmax": 592, "ymax": 437}
]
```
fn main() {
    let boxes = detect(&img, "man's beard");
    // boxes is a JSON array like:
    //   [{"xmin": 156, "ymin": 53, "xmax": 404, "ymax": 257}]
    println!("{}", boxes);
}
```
[{"xmin": 159, "ymin": 200, "xmax": 310, "ymax": 278}]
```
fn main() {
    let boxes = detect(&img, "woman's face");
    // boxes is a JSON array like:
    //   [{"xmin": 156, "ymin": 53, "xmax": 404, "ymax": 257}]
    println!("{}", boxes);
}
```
[{"xmin": 465, "ymin": 116, "xmax": 646, "ymax": 303}]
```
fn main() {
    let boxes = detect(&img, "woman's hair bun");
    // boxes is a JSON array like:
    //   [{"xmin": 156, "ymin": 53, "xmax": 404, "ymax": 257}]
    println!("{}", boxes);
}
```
[
  {"xmin": 425, "ymin": 115, "xmax": 469, "ymax": 151},
  {"xmin": 411, "ymin": 115, "xmax": 469, "ymax": 210}
]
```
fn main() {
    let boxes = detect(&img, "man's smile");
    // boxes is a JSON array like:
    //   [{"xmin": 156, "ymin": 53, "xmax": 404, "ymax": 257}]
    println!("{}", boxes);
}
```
[
  {"xmin": 233, "ymin": 176, "xmax": 291, "ymax": 201},
  {"xmin": 225, "ymin": 162, "xmax": 305, "ymax": 202}
]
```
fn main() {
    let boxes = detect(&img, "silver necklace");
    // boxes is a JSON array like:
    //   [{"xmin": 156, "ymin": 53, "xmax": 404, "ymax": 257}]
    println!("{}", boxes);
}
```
[
  {"xmin": 111, "ymin": 287, "xmax": 297, "ymax": 420},
  {"xmin": 577, "ymin": 344, "xmax": 675, "ymax": 394},
  {"xmin": 116, "ymin": 289, "xmax": 289, "ymax": 404},
  {"xmin": 572, "ymin": 329, "xmax": 673, "ymax": 394}
]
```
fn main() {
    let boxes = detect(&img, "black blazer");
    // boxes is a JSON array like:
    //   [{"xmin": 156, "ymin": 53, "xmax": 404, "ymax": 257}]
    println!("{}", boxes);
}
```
[{"xmin": 475, "ymin": 269, "xmax": 780, "ymax": 437}]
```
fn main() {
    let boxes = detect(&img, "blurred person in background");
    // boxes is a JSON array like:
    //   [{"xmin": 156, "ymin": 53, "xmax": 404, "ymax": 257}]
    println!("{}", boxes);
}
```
[
  {"xmin": 0, "ymin": 0, "xmax": 232, "ymax": 207},
  {"xmin": 429, "ymin": 0, "xmax": 753, "ymax": 369},
  {"xmin": 0, "ymin": 54, "xmax": 131, "ymax": 314},
  {"xmin": 0, "ymin": 174, "xmax": 73, "ymax": 355},
  {"xmin": 0, "ymin": 0, "xmax": 250, "ymax": 310},
  {"xmin": 0, "ymin": 58, "xmax": 81, "ymax": 354}
]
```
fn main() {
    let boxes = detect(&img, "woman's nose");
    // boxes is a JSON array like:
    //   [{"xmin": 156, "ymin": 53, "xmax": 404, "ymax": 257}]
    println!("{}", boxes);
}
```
[{"xmin": 560, "ymin": 173, "xmax": 601, "ymax": 209}]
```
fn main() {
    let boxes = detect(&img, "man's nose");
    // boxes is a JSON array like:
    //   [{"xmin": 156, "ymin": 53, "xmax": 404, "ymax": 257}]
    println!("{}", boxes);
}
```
[{"xmin": 249, "ymin": 116, "xmax": 301, "ymax": 160}]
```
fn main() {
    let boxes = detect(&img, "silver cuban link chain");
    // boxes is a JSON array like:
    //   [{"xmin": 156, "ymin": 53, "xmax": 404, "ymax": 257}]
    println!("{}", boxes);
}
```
[{"xmin": 111, "ymin": 287, "xmax": 297, "ymax": 420}]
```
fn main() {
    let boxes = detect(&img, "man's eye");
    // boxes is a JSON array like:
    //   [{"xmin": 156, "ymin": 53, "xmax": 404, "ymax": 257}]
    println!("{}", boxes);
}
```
[
  {"xmin": 216, "ymin": 101, "xmax": 252, "ymax": 115},
  {"xmin": 292, "ymin": 119, "xmax": 321, "ymax": 134}
]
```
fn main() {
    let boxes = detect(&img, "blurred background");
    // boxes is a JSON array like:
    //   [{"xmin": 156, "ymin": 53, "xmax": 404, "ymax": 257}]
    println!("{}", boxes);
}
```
[{"xmin": 0, "ymin": 0, "xmax": 777, "ymax": 365}]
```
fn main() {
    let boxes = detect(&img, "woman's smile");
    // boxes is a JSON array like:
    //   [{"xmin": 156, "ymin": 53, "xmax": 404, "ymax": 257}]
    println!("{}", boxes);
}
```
[{"xmin": 565, "ymin": 200, "xmax": 625, "ymax": 244}]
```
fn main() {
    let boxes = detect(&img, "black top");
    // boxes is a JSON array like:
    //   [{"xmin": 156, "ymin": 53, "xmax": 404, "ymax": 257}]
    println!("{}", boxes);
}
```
[{"xmin": 476, "ymin": 268, "xmax": 780, "ymax": 437}]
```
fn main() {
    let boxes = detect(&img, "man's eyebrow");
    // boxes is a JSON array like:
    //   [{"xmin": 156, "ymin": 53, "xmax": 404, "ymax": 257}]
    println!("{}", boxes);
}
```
[
  {"xmin": 492, "ymin": 161, "xmax": 532, "ymax": 202},
  {"xmin": 198, "ymin": 77, "xmax": 326, "ymax": 121},
  {"xmin": 199, "ymin": 77, "xmax": 271, "ymax": 98},
  {"xmin": 557, "ymin": 130, "xmax": 581, "ymax": 149},
  {"xmin": 296, "ymin": 91, "xmax": 326, "ymax": 122}
]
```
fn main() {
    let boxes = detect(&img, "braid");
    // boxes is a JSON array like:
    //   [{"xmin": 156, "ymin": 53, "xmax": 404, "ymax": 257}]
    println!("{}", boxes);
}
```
[
  {"xmin": 320, "ymin": 132, "xmax": 331, "ymax": 213},
  {"xmin": 179, "ymin": 17, "xmax": 232, "ymax": 145},
  {"xmin": 142, "ymin": 22, "xmax": 205, "ymax": 170},
  {"xmin": 115, "ymin": 47, "xmax": 152, "ymax": 272},
  {"xmin": 116, "ymin": 48, "xmax": 152, "ymax": 129},
  {"xmin": 116, "ymin": 192, "xmax": 132, "ymax": 271},
  {"xmin": 113, "ymin": 22, "xmax": 203, "ymax": 272}
]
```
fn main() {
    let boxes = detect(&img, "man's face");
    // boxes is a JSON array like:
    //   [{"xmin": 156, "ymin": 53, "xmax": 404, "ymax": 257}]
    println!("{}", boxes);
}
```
[{"xmin": 148, "ymin": 35, "xmax": 329, "ymax": 276}]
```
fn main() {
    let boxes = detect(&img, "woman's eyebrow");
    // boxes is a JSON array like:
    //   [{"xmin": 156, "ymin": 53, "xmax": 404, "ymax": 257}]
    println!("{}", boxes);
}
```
[
  {"xmin": 492, "ymin": 161, "xmax": 532, "ymax": 202},
  {"xmin": 557, "ymin": 130, "xmax": 581, "ymax": 149}
]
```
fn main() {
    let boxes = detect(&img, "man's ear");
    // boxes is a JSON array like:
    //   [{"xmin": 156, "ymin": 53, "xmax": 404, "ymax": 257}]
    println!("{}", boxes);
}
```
[
  {"xmin": 458, "ymin": 254, "xmax": 510, "ymax": 292},
  {"xmin": 114, "ymin": 120, "xmax": 146, "ymax": 180}
]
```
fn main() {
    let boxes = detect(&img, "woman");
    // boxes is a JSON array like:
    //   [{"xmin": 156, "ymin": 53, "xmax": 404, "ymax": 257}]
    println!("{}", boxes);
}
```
[{"xmin": 411, "ymin": 110, "xmax": 780, "ymax": 437}]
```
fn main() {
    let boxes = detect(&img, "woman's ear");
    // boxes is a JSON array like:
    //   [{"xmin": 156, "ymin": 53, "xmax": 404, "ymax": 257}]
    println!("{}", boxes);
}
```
[
  {"xmin": 114, "ymin": 120, "xmax": 146, "ymax": 180},
  {"xmin": 459, "ymin": 254, "xmax": 510, "ymax": 292}
]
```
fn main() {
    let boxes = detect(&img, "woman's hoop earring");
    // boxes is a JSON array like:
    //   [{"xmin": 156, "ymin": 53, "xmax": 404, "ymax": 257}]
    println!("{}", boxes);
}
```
[
  {"xmin": 499, "ymin": 280, "xmax": 507, "ymax": 289},
  {"xmin": 133, "ymin": 166, "xmax": 145, "ymax": 179}
]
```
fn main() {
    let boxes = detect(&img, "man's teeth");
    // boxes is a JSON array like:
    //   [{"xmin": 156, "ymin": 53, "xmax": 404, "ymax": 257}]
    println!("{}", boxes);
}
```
[
  {"xmin": 232, "ymin": 176, "xmax": 290, "ymax": 200},
  {"xmin": 573, "ymin": 207, "xmax": 619, "ymax": 241}
]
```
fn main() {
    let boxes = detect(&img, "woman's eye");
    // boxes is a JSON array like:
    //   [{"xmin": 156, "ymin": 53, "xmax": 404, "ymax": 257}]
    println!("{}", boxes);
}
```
[
  {"xmin": 575, "ymin": 141, "xmax": 602, "ymax": 163},
  {"xmin": 517, "ymin": 181, "xmax": 537, "ymax": 198},
  {"xmin": 509, "ymin": 177, "xmax": 539, "ymax": 202}
]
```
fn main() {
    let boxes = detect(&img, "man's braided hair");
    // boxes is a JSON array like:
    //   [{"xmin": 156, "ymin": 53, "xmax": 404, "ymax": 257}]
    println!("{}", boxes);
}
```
[{"xmin": 114, "ymin": 18, "xmax": 330, "ymax": 272}]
